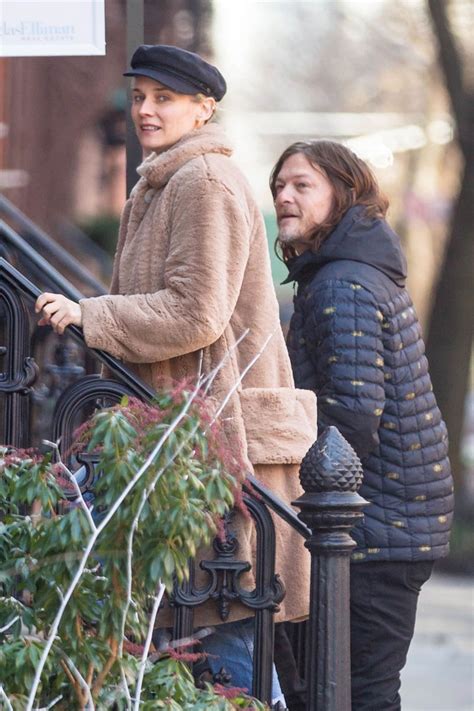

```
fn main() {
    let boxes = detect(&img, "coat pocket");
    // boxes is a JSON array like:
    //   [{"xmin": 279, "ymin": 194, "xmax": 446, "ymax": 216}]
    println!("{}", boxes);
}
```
[{"xmin": 240, "ymin": 387, "xmax": 317, "ymax": 465}]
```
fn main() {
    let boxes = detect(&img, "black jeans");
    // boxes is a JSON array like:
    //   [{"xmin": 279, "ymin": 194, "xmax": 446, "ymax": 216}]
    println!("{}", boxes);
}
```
[{"xmin": 350, "ymin": 559, "xmax": 434, "ymax": 711}]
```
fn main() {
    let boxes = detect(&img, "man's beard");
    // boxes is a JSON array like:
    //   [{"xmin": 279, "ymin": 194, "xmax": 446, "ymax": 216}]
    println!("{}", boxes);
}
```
[
  {"xmin": 277, "ymin": 228, "xmax": 305, "ymax": 245},
  {"xmin": 277, "ymin": 228, "xmax": 312, "ymax": 249}
]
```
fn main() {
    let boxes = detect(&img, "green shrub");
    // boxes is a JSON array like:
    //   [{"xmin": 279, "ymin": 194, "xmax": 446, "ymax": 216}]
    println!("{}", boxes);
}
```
[{"xmin": 0, "ymin": 389, "xmax": 263, "ymax": 710}]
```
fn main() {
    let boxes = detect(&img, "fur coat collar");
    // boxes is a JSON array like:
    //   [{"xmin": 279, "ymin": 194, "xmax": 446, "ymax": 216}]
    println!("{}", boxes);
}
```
[{"xmin": 135, "ymin": 124, "xmax": 233, "ymax": 191}]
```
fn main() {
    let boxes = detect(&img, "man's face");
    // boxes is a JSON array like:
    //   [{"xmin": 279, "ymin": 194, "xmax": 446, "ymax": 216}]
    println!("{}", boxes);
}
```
[{"xmin": 274, "ymin": 153, "xmax": 334, "ymax": 247}]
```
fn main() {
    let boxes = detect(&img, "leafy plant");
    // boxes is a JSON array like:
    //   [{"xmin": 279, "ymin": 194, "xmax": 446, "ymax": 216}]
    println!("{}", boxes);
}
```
[{"xmin": 0, "ymin": 388, "xmax": 263, "ymax": 710}]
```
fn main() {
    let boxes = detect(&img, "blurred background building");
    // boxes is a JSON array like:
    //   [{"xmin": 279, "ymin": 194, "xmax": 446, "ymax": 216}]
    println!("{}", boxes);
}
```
[{"xmin": 0, "ymin": 3, "xmax": 472, "ymax": 703}]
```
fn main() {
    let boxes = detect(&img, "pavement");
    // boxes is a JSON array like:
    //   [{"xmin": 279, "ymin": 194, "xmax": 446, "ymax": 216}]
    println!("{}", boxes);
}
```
[{"xmin": 401, "ymin": 572, "xmax": 474, "ymax": 711}]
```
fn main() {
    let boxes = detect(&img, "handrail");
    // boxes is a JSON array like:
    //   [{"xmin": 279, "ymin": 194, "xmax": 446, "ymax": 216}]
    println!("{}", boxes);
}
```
[
  {"xmin": 0, "ymin": 257, "xmax": 155, "ymax": 402},
  {"xmin": 0, "ymin": 194, "xmax": 107, "ymax": 296},
  {"xmin": 1, "ymin": 220, "xmax": 86, "ymax": 302},
  {"xmin": 245, "ymin": 474, "xmax": 310, "ymax": 539}
]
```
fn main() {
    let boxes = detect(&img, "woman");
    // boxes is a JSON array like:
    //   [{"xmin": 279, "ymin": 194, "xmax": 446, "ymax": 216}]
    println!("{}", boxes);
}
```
[
  {"xmin": 36, "ymin": 46, "xmax": 316, "ymax": 703},
  {"xmin": 271, "ymin": 139, "xmax": 454, "ymax": 710}
]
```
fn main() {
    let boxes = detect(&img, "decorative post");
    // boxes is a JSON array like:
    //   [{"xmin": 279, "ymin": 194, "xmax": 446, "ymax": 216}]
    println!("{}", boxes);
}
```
[{"xmin": 292, "ymin": 426, "xmax": 368, "ymax": 711}]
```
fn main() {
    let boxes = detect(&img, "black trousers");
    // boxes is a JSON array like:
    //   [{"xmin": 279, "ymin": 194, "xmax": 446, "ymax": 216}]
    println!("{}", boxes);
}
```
[
  {"xmin": 275, "ymin": 560, "xmax": 434, "ymax": 711},
  {"xmin": 350, "ymin": 559, "xmax": 434, "ymax": 711}
]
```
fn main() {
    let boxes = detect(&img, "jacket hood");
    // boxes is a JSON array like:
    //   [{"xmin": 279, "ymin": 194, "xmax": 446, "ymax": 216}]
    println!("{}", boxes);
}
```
[
  {"xmin": 135, "ymin": 123, "xmax": 233, "ymax": 190},
  {"xmin": 283, "ymin": 205, "xmax": 407, "ymax": 287}
]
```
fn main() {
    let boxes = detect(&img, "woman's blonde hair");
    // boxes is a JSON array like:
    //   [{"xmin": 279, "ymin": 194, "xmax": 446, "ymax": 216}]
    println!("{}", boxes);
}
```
[{"xmin": 192, "ymin": 92, "xmax": 217, "ymax": 122}]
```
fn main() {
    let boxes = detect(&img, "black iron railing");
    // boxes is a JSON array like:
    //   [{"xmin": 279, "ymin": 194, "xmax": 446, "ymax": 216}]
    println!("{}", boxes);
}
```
[
  {"xmin": 0, "ymin": 226, "xmax": 367, "ymax": 710},
  {"xmin": 0, "ymin": 193, "xmax": 109, "ymax": 296}
]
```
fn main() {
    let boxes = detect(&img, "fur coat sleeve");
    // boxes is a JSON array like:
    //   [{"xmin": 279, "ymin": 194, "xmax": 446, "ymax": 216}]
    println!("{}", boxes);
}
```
[
  {"xmin": 80, "ymin": 174, "xmax": 251, "ymax": 363},
  {"xmin": 108, "ymin": 199, "xmax": 132, "ymax": 296}
]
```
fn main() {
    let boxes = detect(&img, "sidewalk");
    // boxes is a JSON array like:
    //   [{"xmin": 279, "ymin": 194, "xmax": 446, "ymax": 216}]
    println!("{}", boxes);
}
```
[{"xmin": 401, "ymin": 572, "xmax": 474, "ymax": 711}]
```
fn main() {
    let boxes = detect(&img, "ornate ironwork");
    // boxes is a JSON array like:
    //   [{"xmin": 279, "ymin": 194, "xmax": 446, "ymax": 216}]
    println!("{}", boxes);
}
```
[
  {"xmin": 52, "ymin": 374, "xmax": 140, "ymax": 498},
  {"xmin": 200, "ymin": 517, "xmax": 252, "ymax": 621},
  {"xmin": 299, "ymin": 425, "xmax": 364, "ymax": 493},
  {"xmin": 53, "ymin": 374, "xmax": 138, "ymax": 455},
  {"xmin": 172, "ymin": 494, "xmax": 285, "ymax": 704},
  {"xmin": 0, "ymin": 357, "xmax": 38, "ymax": 394},
  {"xmin": 172, "ymin": 503, "xmax": 285, "ymax": 618},
  {"xmin": 0, "ymin": 275, "xmax": 39, "ymax": 446}
]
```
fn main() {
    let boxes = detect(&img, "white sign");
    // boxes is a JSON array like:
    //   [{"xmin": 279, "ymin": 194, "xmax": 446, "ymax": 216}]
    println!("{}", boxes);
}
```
[{"xmin": 0, "ymin": 0, "xmax": 105, "ymax": 56}]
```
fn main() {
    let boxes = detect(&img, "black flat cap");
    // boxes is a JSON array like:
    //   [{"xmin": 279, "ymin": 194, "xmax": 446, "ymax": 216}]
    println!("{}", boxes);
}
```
[{"xmin": 124, "ymin": 44, "xmax": 227, "ymax": 101}]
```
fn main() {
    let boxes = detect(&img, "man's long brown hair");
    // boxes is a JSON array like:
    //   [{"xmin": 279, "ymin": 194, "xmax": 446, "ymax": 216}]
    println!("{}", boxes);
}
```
[{"xmin": 270, "ymin": 140, "xmax": 389, "ymax": 258}]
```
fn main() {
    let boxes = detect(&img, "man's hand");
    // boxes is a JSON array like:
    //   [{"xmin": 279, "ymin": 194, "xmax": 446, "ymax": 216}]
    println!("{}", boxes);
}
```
[{"xmin": 35, "ymin": 293, "xmax": 82, "ymax": 335}]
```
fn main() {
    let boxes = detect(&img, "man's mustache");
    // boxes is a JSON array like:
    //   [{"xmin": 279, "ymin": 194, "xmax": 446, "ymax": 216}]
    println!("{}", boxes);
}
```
[{"xmin": 277, "ymin": 211, "xmax": 301, "ymax": 219}]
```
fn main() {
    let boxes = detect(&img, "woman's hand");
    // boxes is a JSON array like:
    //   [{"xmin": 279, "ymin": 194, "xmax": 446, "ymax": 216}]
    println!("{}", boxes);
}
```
[{"xmin": 35, "ymin": 293, "xmax": 82, "ymax": 335}]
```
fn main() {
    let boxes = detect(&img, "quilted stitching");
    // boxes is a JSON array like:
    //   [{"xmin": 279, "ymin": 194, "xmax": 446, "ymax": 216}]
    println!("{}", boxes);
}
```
[{"xmin": 288, "ymin": 262, "xmax": 453, "ymax": 562}]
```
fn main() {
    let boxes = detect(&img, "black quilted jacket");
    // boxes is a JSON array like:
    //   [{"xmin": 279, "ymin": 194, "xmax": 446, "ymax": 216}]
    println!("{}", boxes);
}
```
[{"xmin": 285, "ymin": 205, "xmax": 453, "ymax": 562}]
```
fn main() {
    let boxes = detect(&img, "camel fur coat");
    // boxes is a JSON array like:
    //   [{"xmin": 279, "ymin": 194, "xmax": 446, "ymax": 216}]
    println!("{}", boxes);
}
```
[{"xmin": 80, "ymin": 124, "xmax": 316, "ymax": 626}]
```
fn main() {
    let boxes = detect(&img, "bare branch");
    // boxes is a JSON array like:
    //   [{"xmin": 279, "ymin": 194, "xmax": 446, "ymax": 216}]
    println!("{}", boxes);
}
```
[
  {"xmin": 0, "ymin": 686, "xmax": 13, "ymax": 711},
  {"xmin": 133, "ymin": 583, "xmax": 166, "ymax": 711},
  {"xmin": 197, "ymin": 348, "xmax": 204, "ymax": 381},
  {"xmin": 91, "ymin": 638, "xmax": 119, "ymax": 697},
  {"xmin": 0, "ymin": 616, "xmax": 19, "ymax": 634},
  {"xmin": 201, "ymin": 328, "xmax": 250, "ymax": 397},
  {"xmin": 209, "ymin": 330, "xmax": 275, "ymax": 426},
  {"xmin": 116, "ymin": 489, "xmax": 148, "ymax": 707},
  {"xmin": 120, "ymin": 666, "xmax": 133, "ymax": 711},
  {"xmin": 59, "ymin": 650, "xmax": 95, "ymax": 711},
  {"xmin": 61, "ymin": 655, "xmax": 94, "ymax": 711},
  {"xmin": 43, "ymin": 440, "xmax": 97, "ymax": 533},
  {"xmin": 60, "ymin": 660, "xmax": 83, "ymax": 704}
]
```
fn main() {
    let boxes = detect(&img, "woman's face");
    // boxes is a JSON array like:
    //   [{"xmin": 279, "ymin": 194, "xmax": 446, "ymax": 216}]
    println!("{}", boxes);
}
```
[{"xmin": 131, "ymin": 76, "xmax": 209, "ymax": 155}]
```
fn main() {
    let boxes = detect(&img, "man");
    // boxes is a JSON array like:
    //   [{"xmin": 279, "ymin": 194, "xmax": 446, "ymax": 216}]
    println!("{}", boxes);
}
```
[{"xmin": 271, "ymin": 139, "xmax": 454, "ymax": 710}]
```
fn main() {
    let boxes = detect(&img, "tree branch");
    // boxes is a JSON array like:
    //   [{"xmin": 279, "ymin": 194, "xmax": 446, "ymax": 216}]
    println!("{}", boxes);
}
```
[
  {"xmin": 43, "ymin": 440, "xmax": 97, "ymax": 534},
  {"xmin": 133, "ymin": 583, "xmax": 166, "ymax": 711},
  {"xmin": 86, "ymin": 663, "xmax": 94, "ymax": 689},
  {"xmin": 91, "ymin": 638, "xmax": 119, "ymax": 698},
  {"xmin": 0, "ymin": 686, "xmax": 13, "ymax": 711},
  {"xmin": 0, "ymin": 616, "xmax": 19, "ymax": 634},
  {"xmin": 427, "ymin": 0, "xmax": 471, "ymax": 151},
  {"xmin": 208, "ymin": 329, "xmax": 275, "ymax": 426},
  {"xmin": 60, "ymin": 653, "xmax": 95, "ymax": 710},
  {"xmin": 60, "ymin": 660, "xmax": 83, "ymax": 706}
]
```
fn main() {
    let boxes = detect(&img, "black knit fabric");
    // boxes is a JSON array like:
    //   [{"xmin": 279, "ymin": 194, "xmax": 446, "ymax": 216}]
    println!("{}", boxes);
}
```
[{"xmin": 286, "ymin": 206, "xmax": 454, "ymax": 562}]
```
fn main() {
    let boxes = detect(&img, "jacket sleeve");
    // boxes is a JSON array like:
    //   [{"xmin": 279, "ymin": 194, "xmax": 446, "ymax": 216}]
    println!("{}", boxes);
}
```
[
  {"xmin": 303, "ymin": 279, "xmax": 385, "ymax": 461},
  {"xmin": 80, "ymin": 176, "xmax": 251, "ymax": 363}
]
